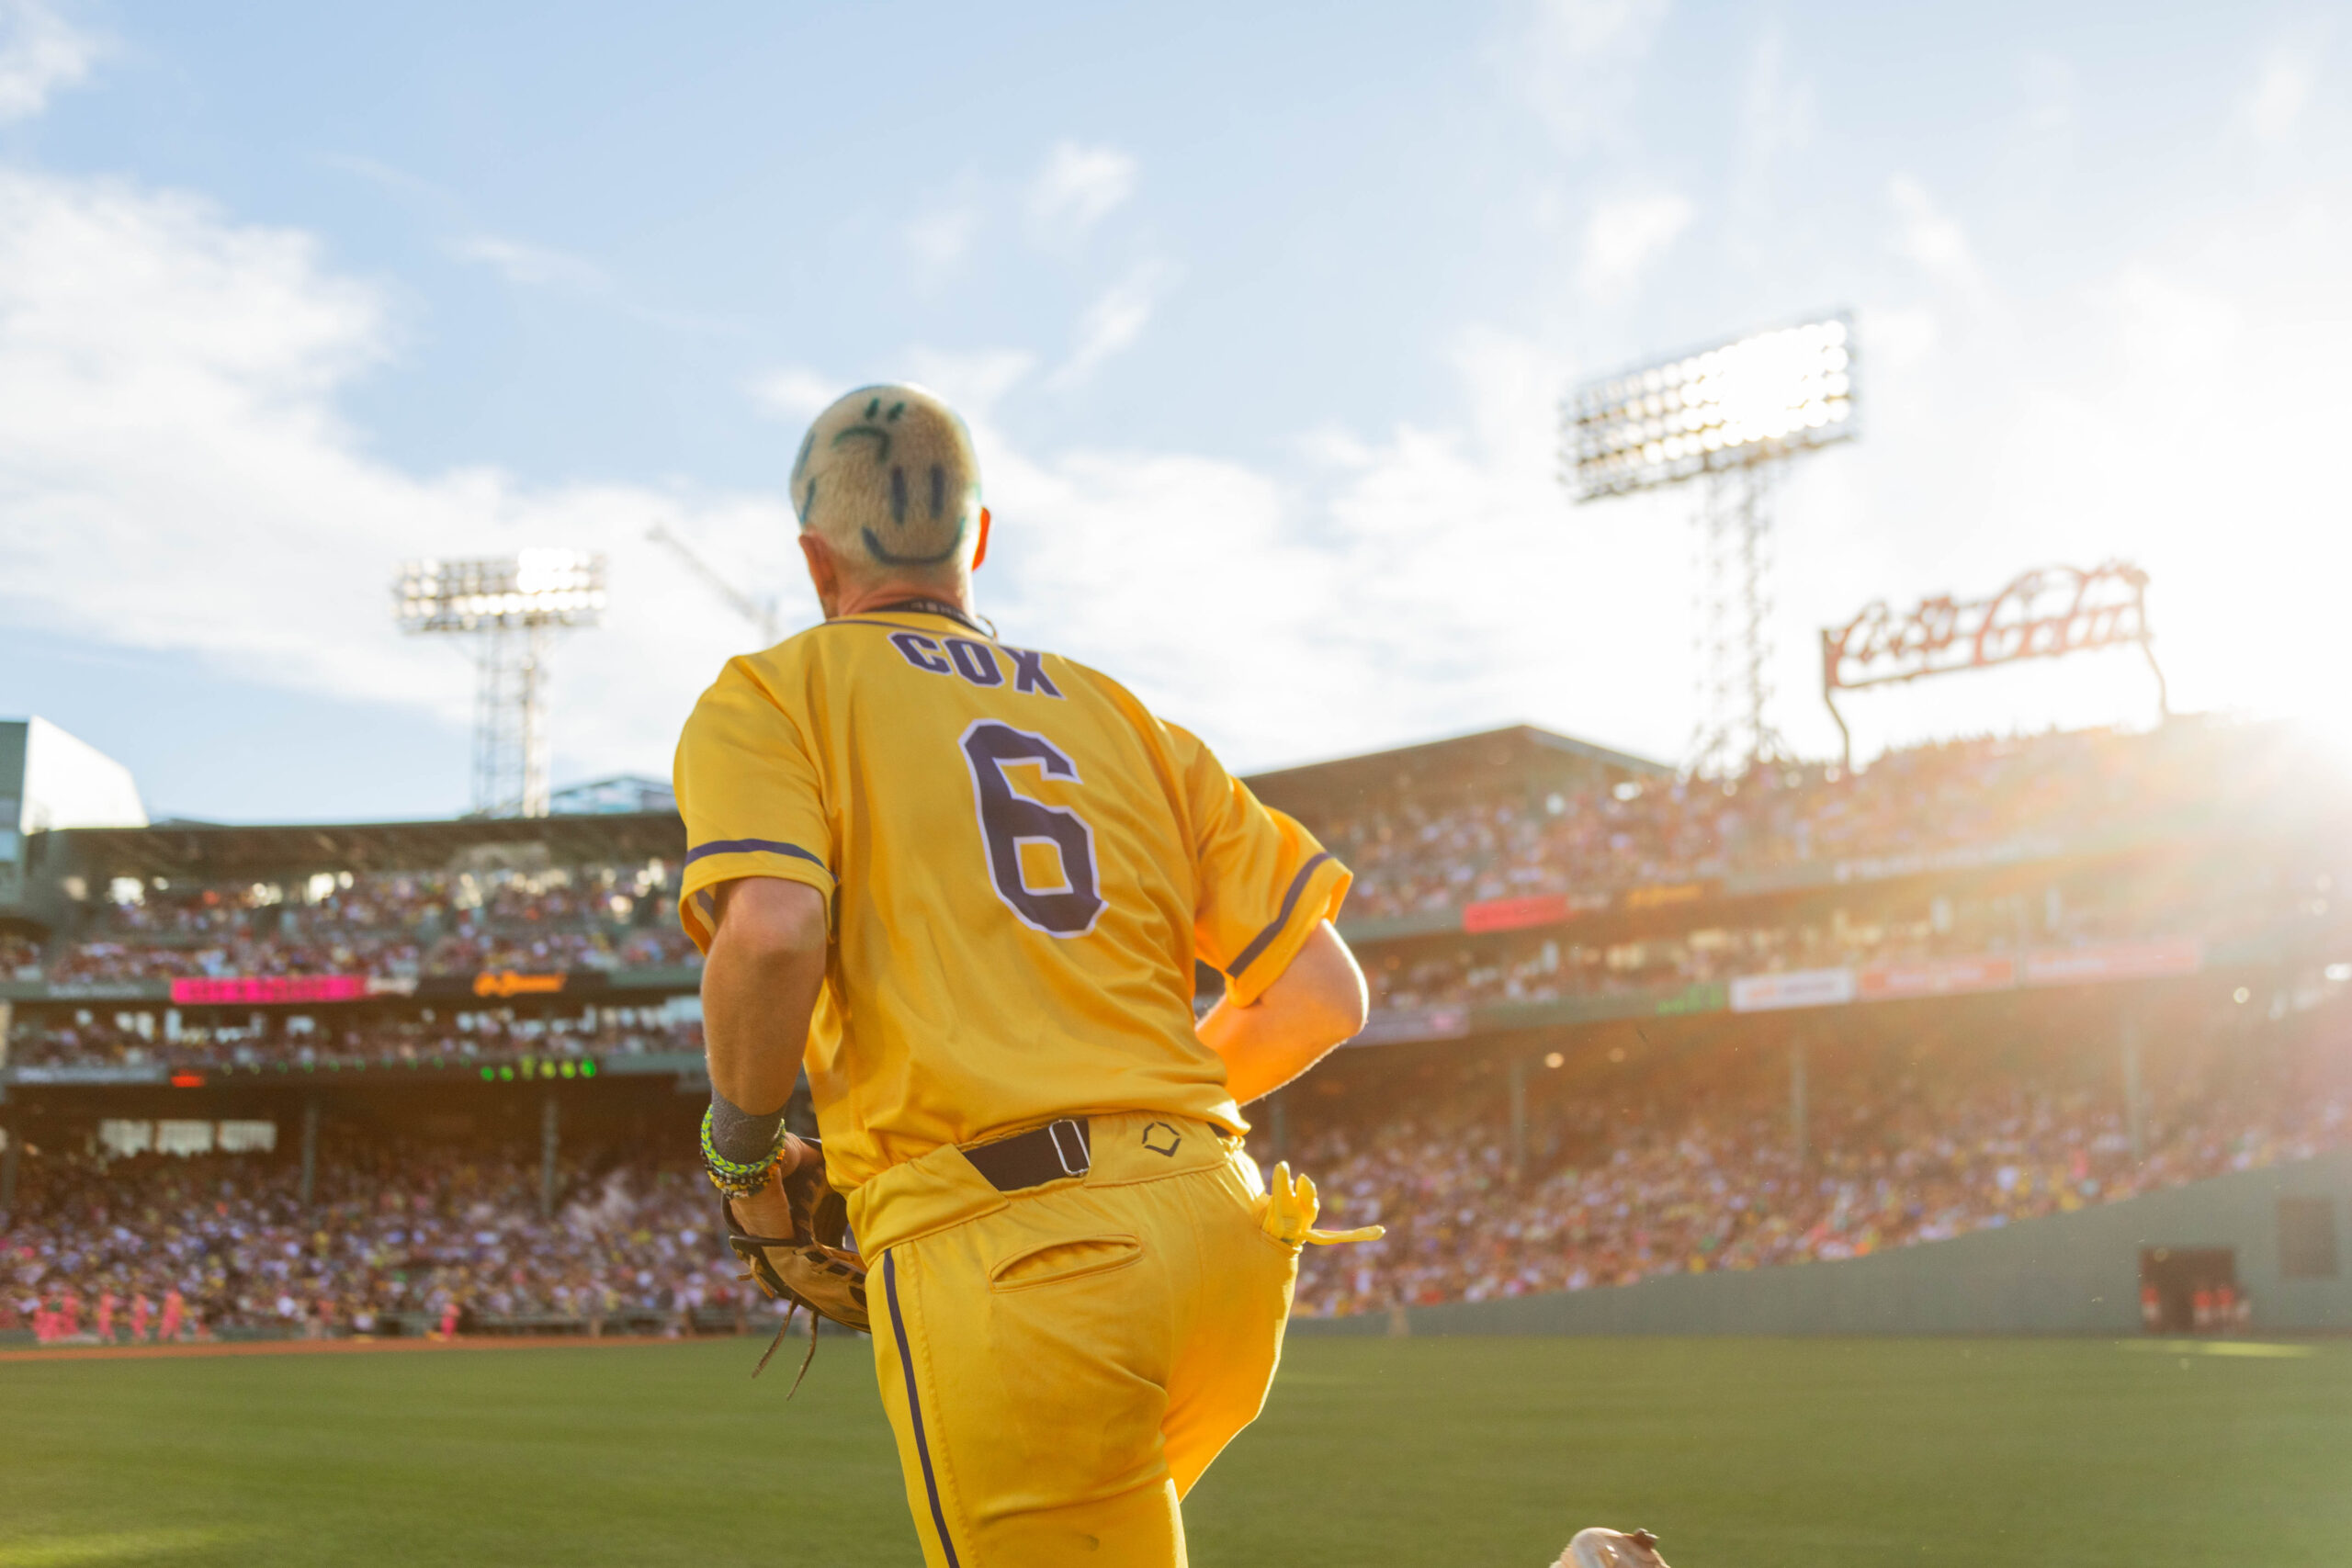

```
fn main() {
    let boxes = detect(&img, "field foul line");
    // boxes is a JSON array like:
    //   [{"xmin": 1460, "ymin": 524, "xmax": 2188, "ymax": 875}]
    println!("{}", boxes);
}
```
[
  {"xmin": 0, "ymin": 1334, "xmax": 725, "ymax": 1365},
  {"xmin": 0, "ymin": 1528, "xmax": 243, "ymax": 1567},
  {"xmin": 2117, "ymin": 1338, "xmax": 2319, "ymax": 1359}
]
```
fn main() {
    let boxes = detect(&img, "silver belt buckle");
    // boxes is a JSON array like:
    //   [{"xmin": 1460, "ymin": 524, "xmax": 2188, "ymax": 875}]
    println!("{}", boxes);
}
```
[{"xmin": 1046, "ymin": 1118, "xmax": 1091, "ymax": 1177}]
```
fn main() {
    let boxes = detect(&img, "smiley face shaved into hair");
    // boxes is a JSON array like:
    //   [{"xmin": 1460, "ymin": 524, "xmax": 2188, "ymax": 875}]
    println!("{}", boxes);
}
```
[{"xmin": 791, "ymin": 385, "xmax": 982, "ymax": 574}]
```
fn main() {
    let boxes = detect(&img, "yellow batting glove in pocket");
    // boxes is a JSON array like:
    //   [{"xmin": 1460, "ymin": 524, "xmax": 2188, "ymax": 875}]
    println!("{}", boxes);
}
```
[{"xmin": 1257, "ymin": 1161, "xmax": 1385, "ymax": 1246}]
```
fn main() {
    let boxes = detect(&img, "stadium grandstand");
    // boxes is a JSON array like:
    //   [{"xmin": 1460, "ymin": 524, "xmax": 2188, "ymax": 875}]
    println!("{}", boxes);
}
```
[{"xmin": 1, "ymin": 715, "xmax": 2346, "ymax": 1343}]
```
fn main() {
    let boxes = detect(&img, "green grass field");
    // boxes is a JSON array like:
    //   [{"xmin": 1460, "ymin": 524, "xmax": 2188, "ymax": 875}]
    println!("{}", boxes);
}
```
[{"xmin": 4, "ymin": 1335, "xmax": 2348, "ymax": 1567}]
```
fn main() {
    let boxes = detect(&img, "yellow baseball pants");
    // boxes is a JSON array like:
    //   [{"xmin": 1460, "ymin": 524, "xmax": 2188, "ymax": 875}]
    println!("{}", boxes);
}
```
[{"xmin": 847, "ymin": 1111, "xmax": 1298, "ymax": 1567}]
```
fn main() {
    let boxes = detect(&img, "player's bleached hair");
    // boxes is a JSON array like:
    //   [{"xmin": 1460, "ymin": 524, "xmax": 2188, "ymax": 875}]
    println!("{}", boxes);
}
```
[{"xmin": 790, "ymin": 384, "xmax": 982, "ymax": 581}]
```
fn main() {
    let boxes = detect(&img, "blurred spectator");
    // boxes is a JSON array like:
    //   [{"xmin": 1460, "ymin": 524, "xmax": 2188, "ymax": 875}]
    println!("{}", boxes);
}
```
[
  {"xmin": 7, "ymin": 1010, "xmax": 702, "ymax": 1073},
  {"xmin": 54, "ymin": 863, "xmax": 697, "ymax": 984},
  {"xmin": 1270, "ymin": 1021, "xmax": 2350, "ymax": 1316},
  {"xmin": 2, "ymin": 1142, "xmax": 749, "ymax": 1337},
  {"xmin": 0, "ymin": 932, "xmax": 41, "ymax": 980},
  {"xmin": 1328, "ymin": 724, "xmax": 2255, "ymax": 920},
  {"xmin": 1360, "ymin": 863, "xmax": 2320, "ymax": 1011}
]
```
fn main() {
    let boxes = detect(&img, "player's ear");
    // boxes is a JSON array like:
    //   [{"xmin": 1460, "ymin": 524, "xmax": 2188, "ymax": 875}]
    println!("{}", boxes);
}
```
[{"xmin": 971, "ymin": 506, "xmax": 990, "ymax": 570}]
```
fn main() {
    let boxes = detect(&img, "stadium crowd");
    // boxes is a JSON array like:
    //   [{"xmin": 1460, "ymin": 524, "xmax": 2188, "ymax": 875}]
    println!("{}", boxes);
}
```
[
  {"xmin": 1275, "ymin": 1023, "xmax": 2350, "ymax": 1316},
  {"xmin": 3, "ymin": 718, "xmax": 2341, "ymax": 1333},
  {"xmin": 1325, "ymin": 725, "xmax": 2249, "ymax": 920},
  {"xmin": 6, "ymin": 1009, "xmax": 703, "ymax": 1072},
  {"xmin": 8, "ymin": 850, "xmax": 2326, "ymax": 1071},
  {"xmin": 46, "ymin": 864, "xmax": 698, "ymax": 984},
  {"xmin": 1362, "ymin": 865, "xmax": 2311, "ymax": 1011},
  {"xmin": 7, "ymin": 1010, "xmax": 2341, "ymax": 1337},
  {"xmin": 2, "ymin": 1142, "xmax": 755, "ymax": 1340}
]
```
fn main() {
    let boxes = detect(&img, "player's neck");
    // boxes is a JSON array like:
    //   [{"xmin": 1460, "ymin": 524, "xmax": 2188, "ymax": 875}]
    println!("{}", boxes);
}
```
[{"xmin": 831, "ymin": 578, "xmax": 975, "ymax": 621}]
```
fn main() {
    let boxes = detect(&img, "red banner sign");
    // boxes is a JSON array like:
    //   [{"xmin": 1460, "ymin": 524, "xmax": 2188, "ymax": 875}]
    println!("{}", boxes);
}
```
[
  {"xmin": 169, "ymin": 975, "xmax": 368, "ymax": 1006},
  {"xmin": 1461, "ymin": 893, "xmax": 1602, "ymax": 933}
]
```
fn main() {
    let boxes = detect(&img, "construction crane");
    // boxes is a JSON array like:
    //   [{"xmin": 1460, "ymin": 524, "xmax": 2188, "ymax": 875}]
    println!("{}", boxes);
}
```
[{"xmin": 647, "ymin": 523, "xmax": 782, "ymax": 647}]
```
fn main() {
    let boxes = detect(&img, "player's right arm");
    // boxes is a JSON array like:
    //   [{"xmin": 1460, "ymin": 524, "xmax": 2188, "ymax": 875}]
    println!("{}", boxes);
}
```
[
  {"xmin": 673, "ymin": 657, "xmax": 840, "ymax": 1234},
  {"xmin": 1158, "ymin": 717, "xmax": 1365, "ymax": 1104},
  {"xmin": 702, "ymin": 877, "xmax": 828, "ymax": 1126},
  {"xmin": 1196, "ymin": 919, "xmax": 1367, "ymax": 1105}
]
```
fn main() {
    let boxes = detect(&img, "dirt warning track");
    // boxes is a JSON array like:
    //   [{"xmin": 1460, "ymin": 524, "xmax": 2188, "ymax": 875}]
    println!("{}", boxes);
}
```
[{"xmin": 0, "ymin": 1333, "xmax": 714, "ymax": 1364}]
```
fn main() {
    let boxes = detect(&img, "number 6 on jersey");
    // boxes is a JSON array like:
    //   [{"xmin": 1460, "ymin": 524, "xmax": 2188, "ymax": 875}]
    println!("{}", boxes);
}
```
[{"xmin": 959, "ymin": 719, "xmax": 1106, "ymax": 937}]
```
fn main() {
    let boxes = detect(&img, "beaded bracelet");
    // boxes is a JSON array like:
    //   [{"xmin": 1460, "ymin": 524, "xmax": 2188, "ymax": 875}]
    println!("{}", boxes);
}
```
[{"xmin": 700, "ymin": 1106, "xmax": 789, "ymax": 1198}]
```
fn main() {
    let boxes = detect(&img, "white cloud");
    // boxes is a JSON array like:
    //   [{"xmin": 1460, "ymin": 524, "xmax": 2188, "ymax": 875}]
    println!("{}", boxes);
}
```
[
  {"xmin": 1579, "ymin": 191, "xmax": 1692, "ymax": 299},
  {"xmin": 749, "ymin": 350, "xmax": 1038, "ymax": 434},
  {"xmin": 905, "ymin": 182, "xmax": 982, "ymax": 277},
  {"xmin": 899, "ymin": 346, "xmax": 1037, "ymax": 416},
  {"xmin": 2015, "ymin": 51, "xmax": 2077, "ymax": 141},
  {"xmin": 448, "ymin": 235, "xmax": 606, "ymax": 293},
  {"xmin": 978, "ymin": 324, "xmax": 1691, "ymax": 769},
  {"xmin": 1887, "ymin": 175, "xmax": 1992, "ymax": 310},
  {"xmin": 1048, "ymin": 263, "xmax": 1174, "ymax": 387},
  {"xmin": 2245, "ymin": 48, "xmax": 2315, "ymax": 144},
  {"xmin": 7, "ymin": 109, "xmax": 2351, "ymax": 803},
  {"xmin": 0, "ymin": 159, "xmax": 1678, "ymax": 788},
  {"xmin": 0, "ymin": 168, "xmax": 804, "ymax": 784},
  {"xmin": 1027, "ymin": 142, "xmax": 1137, "ymax": 243},
  {"xmin": 0, "ymin": 0, "xmax": 98, "ymax": 122},
  {"xmin": 747, "ymin": 367, "xmax": 839, "ymax": 424},
  {"xmin": 315, "ymin": 152, "xmax": 449, "ymax": 203},
  {"xmin": 1739, "ymin": 27, "xmax": 1815, "ymax": 175},
  {"xmin": 2103, "ymin": 267, "xmax": 2240, "ymax": 370},
  {"xmin": 1503, "ymin": 0, "xmax": 1670, "ymax": 152}
]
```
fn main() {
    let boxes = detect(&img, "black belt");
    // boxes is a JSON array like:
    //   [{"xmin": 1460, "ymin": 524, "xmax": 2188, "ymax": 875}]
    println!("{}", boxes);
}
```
[{"xmin": 962, "ymin": 1118, "xmax": 1092, "ymax": 1191}]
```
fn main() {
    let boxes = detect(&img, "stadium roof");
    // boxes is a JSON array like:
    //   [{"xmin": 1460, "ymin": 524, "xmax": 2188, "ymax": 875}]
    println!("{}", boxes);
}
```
[
  {"xmin": 1245, "ymin": 725, "xmax": 1671, "ymax": 819},
  {"xmin": 43, "ymin": 812, "xmax": 686, "ymax": 882},
  {"xmin": 32, "ymin": 725, "xmax": 1669, "ymax": 882},
  {"xmin": 548, "ymin": 774, "xmax": 676, "ymax": 815}
]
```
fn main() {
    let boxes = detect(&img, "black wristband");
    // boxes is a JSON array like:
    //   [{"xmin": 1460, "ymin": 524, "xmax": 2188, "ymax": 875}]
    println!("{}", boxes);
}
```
[{"xmin": 708, "ymin": 1089, "xmax": 789, "ymax": 1167}]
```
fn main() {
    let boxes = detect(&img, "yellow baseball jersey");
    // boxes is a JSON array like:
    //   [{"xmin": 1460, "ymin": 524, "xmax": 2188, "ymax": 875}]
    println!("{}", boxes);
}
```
[{"xmin": 673, "ymin": 606, "xmax": 1350, "ymax": 1192}]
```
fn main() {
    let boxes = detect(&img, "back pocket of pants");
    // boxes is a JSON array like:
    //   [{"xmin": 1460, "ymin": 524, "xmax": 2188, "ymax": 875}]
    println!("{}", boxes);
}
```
[{"xmin": 988, "ymin": 1234, "xmax": 1144, "ymax": 1292}]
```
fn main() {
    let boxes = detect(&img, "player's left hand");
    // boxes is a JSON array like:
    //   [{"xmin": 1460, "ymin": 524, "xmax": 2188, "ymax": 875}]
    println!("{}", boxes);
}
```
[{"xmin": 1257, "ymin": 1160, "xmax": 1385, "ymax": 1246}]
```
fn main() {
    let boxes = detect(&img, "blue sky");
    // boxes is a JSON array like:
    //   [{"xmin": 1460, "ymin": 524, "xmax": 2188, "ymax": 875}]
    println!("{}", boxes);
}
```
[{"xmin": 0, "ymin": 0, "xmax": 2344, "ymax": 820}]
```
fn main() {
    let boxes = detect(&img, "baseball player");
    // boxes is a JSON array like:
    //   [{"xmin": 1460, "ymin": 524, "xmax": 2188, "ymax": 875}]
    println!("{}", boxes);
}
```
[
  {"xmin": 675, "ymin": 383, "xmax": 1376, "ymax": 1566},
  {"xmin": 674, "ymin": 382, "xmax": 1675, "ymax": 1568}
]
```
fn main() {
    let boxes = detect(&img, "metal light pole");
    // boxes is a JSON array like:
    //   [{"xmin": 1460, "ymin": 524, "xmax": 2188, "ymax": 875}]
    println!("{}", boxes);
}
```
[
  {"xmin": 1564, "ymin": 314, "xmax": 1859, "ymax": 777},
  {"xmin": 395, "ymin": 551, "xmax": 608, "ymax": 818}
]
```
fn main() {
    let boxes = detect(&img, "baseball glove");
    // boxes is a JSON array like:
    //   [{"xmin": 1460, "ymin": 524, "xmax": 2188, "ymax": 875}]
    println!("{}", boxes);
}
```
[{"xmin": 721, "ymin": 1134, "xmax": 870, "ymax": 1394}]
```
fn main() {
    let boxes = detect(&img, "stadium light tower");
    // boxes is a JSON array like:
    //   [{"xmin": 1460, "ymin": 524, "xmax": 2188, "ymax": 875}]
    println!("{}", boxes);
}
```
[
  {"xmin": 393, "ymin": 550, "xmax": 608, "ymax": 818},
  {"xmin": 1563, "ymin": 314, "xmax": 1859, "ymax": 777}
]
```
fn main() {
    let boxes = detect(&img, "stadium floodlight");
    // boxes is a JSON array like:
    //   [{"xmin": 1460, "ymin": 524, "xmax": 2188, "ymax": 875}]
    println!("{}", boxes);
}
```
[
  {"xmin": 1561, "ymin": 313, "xmax": 1860, "ymax": 778},
  {"xmin": 1565, "ymin": 316, "xmax": 1856, "ymax": 502},
  {"xmin": 394, "ymin": 549, "xmax": 608, "ymax": 634},
  {"xmin": 393, "ymin": 550, "xmax": 608, "ymax": 819}
]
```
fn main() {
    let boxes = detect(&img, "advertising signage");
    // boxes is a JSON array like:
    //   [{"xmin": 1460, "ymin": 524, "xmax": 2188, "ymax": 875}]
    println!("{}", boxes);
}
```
[{"xmin": 169, "ymin": 975, "xmax": 369, "ymax": 1006}]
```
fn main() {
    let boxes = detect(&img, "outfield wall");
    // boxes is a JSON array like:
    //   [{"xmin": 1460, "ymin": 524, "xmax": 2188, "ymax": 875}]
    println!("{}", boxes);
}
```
[{"xmin": 1292, "ymin": 1149, "xmax": 2352, "ymax": 1338}]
